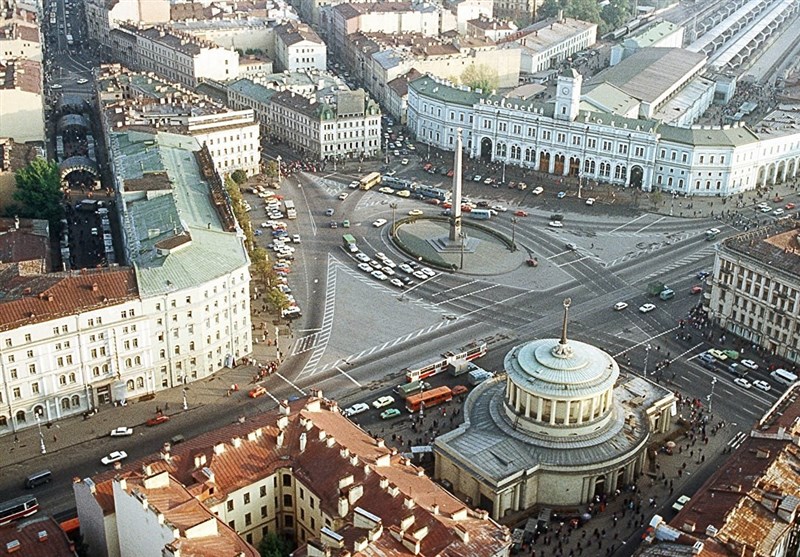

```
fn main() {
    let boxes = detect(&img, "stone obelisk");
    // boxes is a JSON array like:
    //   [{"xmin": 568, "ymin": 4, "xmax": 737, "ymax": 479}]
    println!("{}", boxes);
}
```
[{"xmin": 449, "ymin": 128, "xmax": 463, "ymax": 242}]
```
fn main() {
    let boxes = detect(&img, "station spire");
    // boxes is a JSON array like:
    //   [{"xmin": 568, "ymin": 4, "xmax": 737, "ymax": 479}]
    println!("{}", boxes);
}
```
[{"xmin": 552, "ymin": 298, "xmax": 573, "ymax": 358}]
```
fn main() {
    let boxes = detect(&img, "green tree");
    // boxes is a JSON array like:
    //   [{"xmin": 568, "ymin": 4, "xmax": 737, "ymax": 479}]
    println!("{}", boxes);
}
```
[
  {"xmin": 601, "ymin": 0, "xmax": 631, "ymax": 33},
  {"xmin": 6, "ymin": 158, "xmax": 64, "ymax": 230},
  {"xmin": 264, "ymin": 160, "xmax": 280, "ymax": 180},
  {"xmin": 231, "ymin": 169, "xmax": 248, "ymax": 184},
  {"xmin": 537, "ymin": 0, "xmax": 602, "ymax": 27},
  {"xmin": 460, "ymin": 64, "xmax": 499, "ymax": 93},
  {"xmin": 224, "ymin": 176, "xmax": 254, "ymax": 251},
  {"xmin": 259, "ymin": 532, "xmax": 292, "ymax": 557}
]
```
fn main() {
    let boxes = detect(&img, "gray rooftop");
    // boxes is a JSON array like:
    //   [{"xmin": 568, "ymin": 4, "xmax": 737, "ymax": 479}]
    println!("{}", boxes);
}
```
[
  {"xmin": 114, "ymin": 130, "xmax": 249, "ymax": 298},
  {"xmin": 626, "ymin": 21, "xmax": 681, "ymax": 48},
  {"xmin": 657, "ymin": 122, "xmax": 760, "ymax": 147},
  {"xmin": 409, "ymin": 75, "xmax": 486, "ymax": 106}
]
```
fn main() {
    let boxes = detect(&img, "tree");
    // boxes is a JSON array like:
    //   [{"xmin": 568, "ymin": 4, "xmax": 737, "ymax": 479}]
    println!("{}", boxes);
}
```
[
  {"xmin": 537, "ymin": 0, "xmax": 602, "ymax": 28},
  {"xmin": 231, "ymin": 169, "xmax": 248, "ymax": 184},
  {"xmin": 601, "ymin": 0, "xmax": 631, "ymax": 34},
  {"xmin": 259, "ymin": 532, "xmax": 292, "ymax": 557},
  {"xmin": 460, "ymin": 64, "xmax": 499, "ymax": 93},
  {"xmin": 264, "ymin": 160, "xmax": 280, "ymax": 180},
  {"xmin": 6, "ymin": 158, "xmax": 64, "ymax": 230}
]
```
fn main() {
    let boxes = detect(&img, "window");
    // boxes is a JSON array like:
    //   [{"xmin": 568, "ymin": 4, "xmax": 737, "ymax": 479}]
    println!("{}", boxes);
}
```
[
  {"xmin": 260, "ymin": 485, "xmax": 267, "ymax": 497},
  {"xmin": 24, "ymin": 334, "xmax": 31, "ymax": 342},
  {"xmin": 284, "ymin": 516, "xmax": 293, "ymax": 528},
  {"xmin": 245, "ymin": 513, "xmax": 252, "ymax": 526},
  {"xmin": 244, "ymin": 493, "xmax": 250, "ymax": 505},
  {"xmin": 282, "ymin": 474, "xmax": 291, "ymax": 486},
  {"xmin": 261, "ymin": 505, "xmax": 267, "ymax": 518},
  {"xmin": 28, "ymin": 364, "xmax": 36, "ymax": 375},
  {"xmin": 227, "ymin": 500, "xmax": 234, "ymax": 512},
  {"xmin": 31, "ymin": 382, "xmax": 40, "ymax": 394},
  {"xmin": 283, "ymin": 494, "xmax": 292, "ymax": 507}
]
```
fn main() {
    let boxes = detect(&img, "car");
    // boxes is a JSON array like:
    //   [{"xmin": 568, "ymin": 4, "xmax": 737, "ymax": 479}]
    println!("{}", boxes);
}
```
[
  {"xmin": 292, "ymin": 234, "xmax": 301, "ymax": 243},
  {"xmin": 390, "ymin": 278, "xmax": 405, "ymax": 288},
  {"xmin": 532, "ymin": 186, "xmax": 544, "ymax": 195},
  {"xmin": 399, "ymin": 264, "xmax": 414, "ymax": 274},
  {"xmin": 491, "ymin": 205, "xmax": 508, "ymax": 212},
  {"xmin": 421, "ymin": 267, "xmax": 436, "ymax": 277},
  {"xmin": 380, "ymin": 408, "xmax": 402, "ymax": 420},
  {"xmin": 408, "ymin": 209, "xmax": 424, "ymax": 216},
  {"xmin": 698, "ymin": 352, "xmax": 715, "ymax": 364},
  {"xmin": 557, "ymin": 191, "xmax": 566, "ymax": 199},
  {"xmin": 638, "ymin": 303, "xmax": 656, "ymax": 313},
  {"xmin": 753, "ymin": 380, "xmax": 771, "ymax": 392},
  {"xmin": 452, "ymin": 385, "xmax": 469, "ymax": 396},
  {"xmin": 355, "ymin": 252, "xmax": 370, "ymax": 263},
  {"xmin": 330, "ymin": 221, "xmax": 338, "ymax": 228},
  {"xmin": 101, "ymin": 451, "xmax": 128, "ymax": 466},
  {"xmin": 349, "ymin": 181, "xmax": 360, "ymax": 189},
  {"xmin": 50, "ymin": 83, "xmax": 63, "ymax": 89},
  {"xmin": 757, "ymin": 202, "xmax": 770, "ymax": 210},
  {"xmin": 585, "ymin": 197, "xmax": 596, "ymax": 206},
  {"xmin": 566, "ymin": 242, "xmax": 578, "ymax": 251},
  {"xmin": 381, "ymin": 266, "xmax": 396, "ymax": 276},
  {"xmin": 372, "ymin": 395, "xmax": 395, "ymax": 408},
  {"xmin": 343, "ymin": 402, "xmax": 370, "ymax": 417},
  {"xmin": 526, "ymin": 258, "xmax": 539, "ymax": 267},
  {"xmin": 393, "ymin": 150, "xmax": 400, "ymax": 156},
  {"xmin": 378, "ymin": 186, "xmax": 394, "ymax": 194},
  {"xmin": 773, "ymin": 208, "xmax": 785, "ymax": 216},
  {"xmin": 372, "ymin": 218, "xmax": 387, "ymax": 228},
  {"xmin": 484, "ymin": 177, "xmax": 494, "ymax": 185},
  {"xmin": 401, "ymin": 158, "xmax": 409, "ymax": 165},
  {"xmin": 77, "ymin": 78, "xmax": 89, "ymax": 84},
  {"xmin": 723, "ymin": 349, "xmax": 739, "ymax": 360},
  {"xmin": 338, "ymin": 192, "xmax": 349, "ymax": 201},
  {"xmin": 358, "ymin": 263, "xmax": 373, "ymax": 273},
  {"xmin": 548, "ymin": 221, "xmax": 564, "ymax": 228},
  {"xmin": 514, "ymin": 210, "xmax": 528, "ymax": 217},
  {"xmin": 325, "ymin": 208, "xmax": 335, "ymax": 216},
  {"xmin": 707, "ymin": 349, "xmax": 728, "ymax": 361},
  {"xmin": 786, "ymin": 202, "xmax": 796, "ymax": 210},
  {"xmin": 396, "ymin": 190, "xmax": 411, "ymax": 198},
  {"xmin": 672, "ymin": 495, "xmax": 691, "ymax": 512},
  {"xmin": 342, "ymin": 220, "xmax": 350, "ymax": 228},
  {"xmin": 146, "ymin": 415, "xmax": 170, "ymax": 426},
  {"xmin": 371, "ymin": 270, "xmax": 388, "ymax": 280},
  {"xmin": 413, "ymin": 270, "xmax": 428, "ymax": 280},
  {"xmin": 110, "ymin": 427, "xmax": 133, "ymax": 437},
  {"xmin": 740, "ymin": 359, "xmax": 759, "ymax": 370},
  {"xmin": 705, "ymin": 228, "xmax": 721, "ymax": 236},
  {"xmin": 734, "ymin": 377, "xmax": 752, "ymax": 389},
  {"xmin": 473, "ymin": 175, "xmax": 483, "ymax": 182},
  {"xmin": 760, "ymin": 206, "xmax": 772, "ymax": 213},
  {"xmin": 614, "ymin": 302, "xmax": 628, "ymax": 311},
  {"xmin": 696, "ymin": 271, "xmax": 711, "ymax": 280},
  {"xmin": 369, "ymin": 259, "xmax": 383, "ymax": 269},
  {"xmin": 690, "ymin": 285, "xmax": 703, "ymax": 294},
  {"xmin": 249, "ymin": 386, "xmax": 267, "ymax": 398}
]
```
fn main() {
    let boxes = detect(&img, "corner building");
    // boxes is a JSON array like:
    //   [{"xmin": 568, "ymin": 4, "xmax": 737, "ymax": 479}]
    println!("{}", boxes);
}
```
[{"xmin": 434, "ymin": 304, "xmax": 675, "ymax": 519}]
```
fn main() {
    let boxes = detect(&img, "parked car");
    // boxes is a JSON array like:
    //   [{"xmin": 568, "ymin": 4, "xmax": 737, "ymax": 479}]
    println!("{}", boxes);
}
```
[
  {"xmin": 109, "ymin": 427, "xmax": 133, "ymax": 437},
  {"xmin": 146, "ymin": 415, "xmax": 170, "ymax": 427},
  {"xmin": 740, "ymin": 359, "xmax": 759, "ymax": 370},
  {"xmin": 249, "ymin": 386, "xmax": 267, "ymax": 398},
  {"xmin": 372, "ymin": 396, "xmax": 395, "ymax": 408},
  {"xmin": 343, "ymin": 403, "xmax": 369, "ymax": 417},
  {"xmin": 585, "ymin": 198, "xmax": 595, "ymax": 206},
  {"xmin": 707, "ymin": 349, "xmax": 728, "ymax": 361},
  {"xmin": 101, "ymin": 451, "xmax": 128, "ymax": 465},
  {"xmin": 752, "ymin": 380, "xmax": 771, "ymax": 392},
  {"xmin": 452, "ymin": 385, "xmax": 469, "ymax": 396},
  {"xmin": 380, "ymin": 408, "xmax": 402, "ymax": 420},
  {"xmin": 532, "ymin": 186, "xmax": 544, "ymax": 195},
  {"xmin": 325, "ymin": 208, "xmax": 335, "ymax": 216}
]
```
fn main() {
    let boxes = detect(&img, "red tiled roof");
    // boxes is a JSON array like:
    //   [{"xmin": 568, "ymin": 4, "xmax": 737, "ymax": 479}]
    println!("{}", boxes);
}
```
[
  {"xmin": 0, "ymin": 217, "xmax": 50, "ymax": 269},
  {"xmin": 0, "ymin": 58, "xmax": 41, "ymax": 94},
  {"xmin": 0, "ymin": 266, "xmax": 139, "ymax": 331},
  {"xmin": 0, "ymin": 516, "xmax": 75, "ymax": 557}
]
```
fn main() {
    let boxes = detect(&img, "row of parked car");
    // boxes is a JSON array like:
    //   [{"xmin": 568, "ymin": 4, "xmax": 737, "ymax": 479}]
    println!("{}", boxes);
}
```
[
  {"xmin": 262, "ymin": 219, "xmax": 302, "ymax": 319},
  {"xmin": 697, "ymin": 350, "xmax": 771, "ymax": 391},
  {"xmin": 351, "ymin": 248, "xmax": 437, "ymax": 287}
]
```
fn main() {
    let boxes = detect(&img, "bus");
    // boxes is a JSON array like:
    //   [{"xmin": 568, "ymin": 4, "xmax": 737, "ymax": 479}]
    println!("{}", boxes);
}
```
[
  {"xmin": 771, "ymin": 368, "xmax": 798, "ymax": 386},
  {"xmin": 395, "ymin": 380, "xmax": 430, "ymax": 399},
  {"xmin": 359, "ymin": 172, "xmax": 382, "ymax": 191},
  {"xmin": 404, "ymin": 340, "xmax": 488, "ymax": 383},
  {"xmin": 0, "ymin": 495, "xmax": 39, "ymax": 526},
  {"xmin": 412, "ymin": 184, "xmax": 450, "ymax": 201},
  {"xmin": 406, "ymin": 386, "xmax": 453, "ymax": 413}
]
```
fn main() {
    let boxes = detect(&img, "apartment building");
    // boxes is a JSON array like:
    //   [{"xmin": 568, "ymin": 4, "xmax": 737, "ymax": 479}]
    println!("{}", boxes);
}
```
[
  {"xmin": 97, "ymin": 65, "xmax": 260, "ymax": 177},
  {"xmin": 0, "ymin": 20, "xmax": 41, "ymax": 62},
  {"xmin": 84, "ymin": 0, "xmax": 170, "ymax": 47},
  {"xmin": 275, "ymin": 21, "xmax": 326, "ymax": 73},
  {"xmin": 74, "ymin": 394, "xmax": 512, "ymax": 557},
  {"xmin": 499, "ymin": 16, "xmax": 597, "ymax": 76},
  {"xmin": 465, "ymin": 16, "xmax": 517, "ymax": 42},
  {"xmin": 706, "ymin": 222, "xmax": 800, "ymax": 363},
  {"xmin": 109, "ymin": 24, "xmax": 240, "ymax": 89},
  {"xmin": 0, "ymin": 58, "xmax": 44, "ymax": 144}
]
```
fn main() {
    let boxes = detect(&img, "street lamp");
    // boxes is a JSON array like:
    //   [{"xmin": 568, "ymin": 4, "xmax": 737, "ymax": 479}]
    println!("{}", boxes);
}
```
[
  {"xmin": 510, "ymin": 217, "xmax": 518, "ymax": 252},
  {"xmin": 501, "ymin": 161, "xmax": 506, "ymax": 184},
  {"xmin": 707, "ymin": 377, "xmax": 717, "ymax": 414},
  {"xmin": 390, "ymin": 202, "xmax": 398, "ymax": 237},
  {"xmin": 182, "ymin": 388, "xmax": 188, "ymax": 411},
  {"xmin": 459, "ymin": 232, "xmax": 466, "ymax": 270},
  {"xmin": 35, "ymin": 412, "xmax": 46, "ymax": 455},
  {"xmin": 643, "ymin": 344, "xmax": 651, "ymax": 376},
  {"xmin": 276, "ymin": 155, "xmax": 282, "ymax": 184},
  {"xmin": 577, "ymin": 173, "xmax": 583, "ymax": 199}
]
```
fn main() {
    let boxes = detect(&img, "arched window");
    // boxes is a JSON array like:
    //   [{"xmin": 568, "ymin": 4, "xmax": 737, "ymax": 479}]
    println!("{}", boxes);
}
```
[
  {"xmin": 34, "ymin": 406, "xmax": 44, "ymax": 417},
  {"xmin": 71, "ymin": 395, "xmax": 80, "ymax": 407},
  {"xmin": 134, "ymin": 356, "xmax": 141, "ymax": 366},
  {"xmin": 189, "ymin": 341, "xmax": 195, "ymax": 351},
  {"xmin": 15, "ymin": 410, "xmax": 26, "ymax": 424},
  {"xmin": 69, "ymin": 372, "xmax": 76, "ymax": 383},
  {"xmin": 614, "ymin": 165, "xmax": 623, "ymax": 180},
  {"xmin": 136, "ymin": 377, "xmax": 145, "ymax": 389},
  {"xmin": 0, "ymin": 415, "xmax": 7, "ymax": 428},
  {"xmin": 93, "ymin": 366, "xmax": 100, "ymax": 377},
  {"xmin": 126, "ymin": 380, "xmax": 135, "ymax": 391},
  {"xmin": 102, "ymin": 364, "xmax": 109, "ymax": 374},
  {"xmin": 125, "ymin": 358, "xmax": 132, "ymax": 368},
  {"xmin": 61, "ymin": 398, "xmax": 71, "ymax": 410},
  {"xmin": 59, "ymin": 375, "xmax": 67, "ymax": 386}
]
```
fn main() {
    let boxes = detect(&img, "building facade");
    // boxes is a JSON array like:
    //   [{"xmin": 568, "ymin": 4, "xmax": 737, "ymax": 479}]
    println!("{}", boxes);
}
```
[
  {"xmin": 408, "ymin": 72, "xmax": 800, "ymax": 195},
  {"xmin": 0, "ymin": 58, "xmax": 44, "ymax": 144},
  {"xmin": 500, "ymin": 16, "xmax": 597, "ymax": 76},
  {"xmin": 706, "ymin": 222, "xmax": 800, "ymax": 364},
  {"xmin": 84, "ymin": 0, "xmax": 170, "ymax": 47},
  {"xmin": 275, "ymin": 21, "xmax": 327, "ymax": 73},
  {"xmin": 74, "ymin": 394, "xmax": 512, "ymax": 557}
]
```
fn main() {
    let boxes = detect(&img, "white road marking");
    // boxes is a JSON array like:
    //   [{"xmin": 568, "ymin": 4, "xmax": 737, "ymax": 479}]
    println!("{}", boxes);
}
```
[
  {"xmin": 335, "ymin": 365, "xmax": 362, "ymax": 387},
  {"xmin": 635, "ymin": 216, "xmax": 666, "ymax": 234},
  {"xmin": 609, "ymin": 214, "xmax": 648, "ymax": 233}
]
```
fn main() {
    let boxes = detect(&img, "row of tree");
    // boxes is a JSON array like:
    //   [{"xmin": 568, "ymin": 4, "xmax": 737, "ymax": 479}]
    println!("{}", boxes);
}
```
[{"xmin": 537, "ymin": 0, "xmax": 633, "ymax": 35}]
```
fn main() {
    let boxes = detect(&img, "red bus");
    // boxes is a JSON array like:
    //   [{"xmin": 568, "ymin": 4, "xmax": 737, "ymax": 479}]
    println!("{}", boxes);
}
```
[
  {"xmin": 405, "ymin": 386, "xmax": 453, "ymax": 413},
  {"xmin": 404, "ymin": 341, "xmax": 487, "ymax": 383},
  {"xmin": 0, "ymin": 495, "xmax": 39, "ymax": 526}
]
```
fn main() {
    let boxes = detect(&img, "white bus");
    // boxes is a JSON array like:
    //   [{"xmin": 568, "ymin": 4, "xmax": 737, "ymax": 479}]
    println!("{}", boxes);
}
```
[{"xmin": 770, "ymin": 368, "xmax": 798, "ymax": 386}]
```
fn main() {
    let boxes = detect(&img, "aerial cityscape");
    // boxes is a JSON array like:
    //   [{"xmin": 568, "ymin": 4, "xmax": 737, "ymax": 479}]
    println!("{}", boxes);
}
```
[{"xmin": 2, "ymin": 0, "xmax": 800, "ymax": 554}]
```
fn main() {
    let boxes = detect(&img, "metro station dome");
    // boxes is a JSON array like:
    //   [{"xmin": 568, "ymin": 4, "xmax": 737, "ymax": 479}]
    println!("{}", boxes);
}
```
[{"xmin": 503, "ymin": 299, "xmax": 620, "ymax": 437}]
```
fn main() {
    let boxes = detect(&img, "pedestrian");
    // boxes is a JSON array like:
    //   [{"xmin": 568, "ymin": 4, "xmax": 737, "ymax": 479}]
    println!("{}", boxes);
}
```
[
  {"xmin": 53, "ymin": 435, "xmax": 58, "ymax": 443},
  {"xmin": 14, "ymin": 434, "xmax": 19, "ymax": 444}
]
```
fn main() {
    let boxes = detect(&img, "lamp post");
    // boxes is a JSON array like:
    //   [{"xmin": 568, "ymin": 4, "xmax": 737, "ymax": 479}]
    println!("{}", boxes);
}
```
[
  {"xmin": 643, "ymin": 343, "xmax": 651, "ymax": 376},
  {"xmin": 390, "ymin": 202, "xmax": 398, "ymax": 237},
  {"xmin": 182, "ymin": 388, "xmax": 188, "ymax": 411},
  {"xmin": 459, "ymin": 232, "xmax": 466, "ymax": 270},
  {"xmin": 577, "ymin": 172, "xmax": 583, "ymax": 199},
  {"xmin": 275, "ymin": 155, "xmax": 282, "ymax": 184},
  {"xmin": 501, "ymin": 161, "xmax": 506, "ymax": 185},
  {"xmin": 385, "ymin": 138, "xmax": 390, "ymax": 165},
  {"xmin": 510, "ymin": 217, "xmax": 518, "ymax": 252},
  {"xmin": 707, "ymin": 377, "xmax": 717, "ymax": 414},
  {"xmin": 35, "ymin": 412, "xmax": 46, "ymax": 455}
]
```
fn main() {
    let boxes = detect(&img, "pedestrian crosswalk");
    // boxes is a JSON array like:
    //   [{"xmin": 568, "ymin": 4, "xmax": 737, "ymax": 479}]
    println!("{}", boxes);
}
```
[{"xmin": 634, "ymin": 246, "xmax": 716, "ymax": 284}]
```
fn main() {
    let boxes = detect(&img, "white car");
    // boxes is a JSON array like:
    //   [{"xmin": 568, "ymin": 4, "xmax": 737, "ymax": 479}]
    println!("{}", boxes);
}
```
[
  {"xmin": 390, "ymin": 278, "xmax": 405, "ymax": 288},
  {"xmin": 773, "ymin": 208, "xmax": 785, "ymax": 216},
  {"xmin": 733, "ymin": 377, "xmax": 752, "ymax": 389},
  {"xmin": 585, "ymin": 197, "xmax": 595, "ymax": 206},
  {"xmin": 338, "ymin": 192, "xmax": 349, "ymax": 201},
  {"xmin": 349, "ymin": 181, "xmax": 360, "ymax": 189},
  {"xmin": 358, "ymin": 263, "xmax": 373, "ymax": 273},
  {"xmin": 372, "ymin": 395, "xmax": 395, "ymax": 408},
  {"xmin": 413, "ymin": 270, "xmax": 428, "ymax": 280},
  {"xmin": 355, "ymin": 252, "xmax": 371, "ymax": 263},
  {"xmin": 371, "ymin": 270, "xmax": 388, "ymax": 281},
  {"xmin": 77, "ymin": 78, "xmax": 89, "ymax": 85},
  {"xmin": 399, "ymin": 264, "xmax": 414, "ymax": 274},
  {"xmin": 760, "ymin": 206, "xmax": 773, "ymax": 213},
  {"xmin": 614, "ymin": 302, "xmax": 628, "ymax": 311},
  {"xmin": 548, "ymin": 221, "xmax": 563, "ymax": 228},
  {"xmin": 110, "ymin": 427, "xmax": 133, "ymax": 437},
  {"xmin": 740, "ymin": 359, "xmax": 759, "ymax": 370},
  {"xmin": 639, "ymin": 303, "xmax": 656, "ymax": 313},
  {"xmin": 752, "ymin": 380, "xmax": 771, "ymax": 392},
  {"xmin": 532, "ymin": 186, "xmax": 544, "ymax": 195},
  {"xmin": 401, "ymin": 158, "xmax": 409, "ymax": 165},
  {"xmin": 381, "ymin": 258, "xmax": 396, "ymax": 268},
  {"xmin": 491, "ymin": 205, "xmax": 508, "ymax": 212},
  {"xmin": 372, "ymin": 218, "xmax": 387, "ymax": 228},
  {"xmin": 381, "ymin": 266, "xmax": 396, "ymax": 276},
  {"xmin": 343, "ymin": 402, "xmax": 370, "ymax": 417},
  {"xmin": 101, "ymin": 451, "xmax": 128, "ymax": 465},
  {"xmin": 292, "ymin": 234, "xmax": 301, "ymax": 243},
  {"xmin": 421, "ymin": 267, "xmax": 436, "ymax": 277}
]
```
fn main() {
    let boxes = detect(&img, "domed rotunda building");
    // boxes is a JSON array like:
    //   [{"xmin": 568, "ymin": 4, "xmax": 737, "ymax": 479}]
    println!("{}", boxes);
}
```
[{"xmin": 434, "ymin": 300, "xmax": 676, "ymax": 520}]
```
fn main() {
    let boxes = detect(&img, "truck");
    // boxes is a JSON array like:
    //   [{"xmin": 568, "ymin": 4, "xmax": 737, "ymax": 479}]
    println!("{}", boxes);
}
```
[
  {"xmin": 284, "ymin": 200, "xmax": 296, "ymax": 220},
  {"xmin": 647, "ymin": 281, "xmax": 667, "ymax": 297},
  {"xmin": 342, "ymin": 234, "xmax": 358, "ymax": 253},
  {"xmin": 468, "ymin": 368, "xmax": 494, "ymax": 386}
]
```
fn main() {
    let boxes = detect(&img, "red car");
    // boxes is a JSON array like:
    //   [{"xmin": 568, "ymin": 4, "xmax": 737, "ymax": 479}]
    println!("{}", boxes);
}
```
[
  {"xmin": 249, "ymin": 386, "xmax": 267, "ymax": 399},
  {"xmin": 452, "ymin": 385, "xmax": 469, "ymax": 396},
  {"xmin": 442, "ymin": 202, "xmax": 452, "ymax": 209},
  {"xmin": 526, "ymin": 258, "xmax": 539, "ymax": 267},
  {"xmin": 786, "ymin": 202, "xmax": 796, "ymax": 210},
  {"xmin": 446, "ymin": 169, "xmax": 454, "ymax": 177},
  {"xmin": 690, "ymin": 285, "xmax": 703, "ymax": 294},
  {"xmin": 514, "ymin": 210, "xmax": 528, "ymax": 217},
  {"xmin": 146, "ymin": 415, "xmax": 170, "ymax": 427},
  {"xmin": 461, "ymin": 205, "xmax": 472, "ymax": 212}
]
